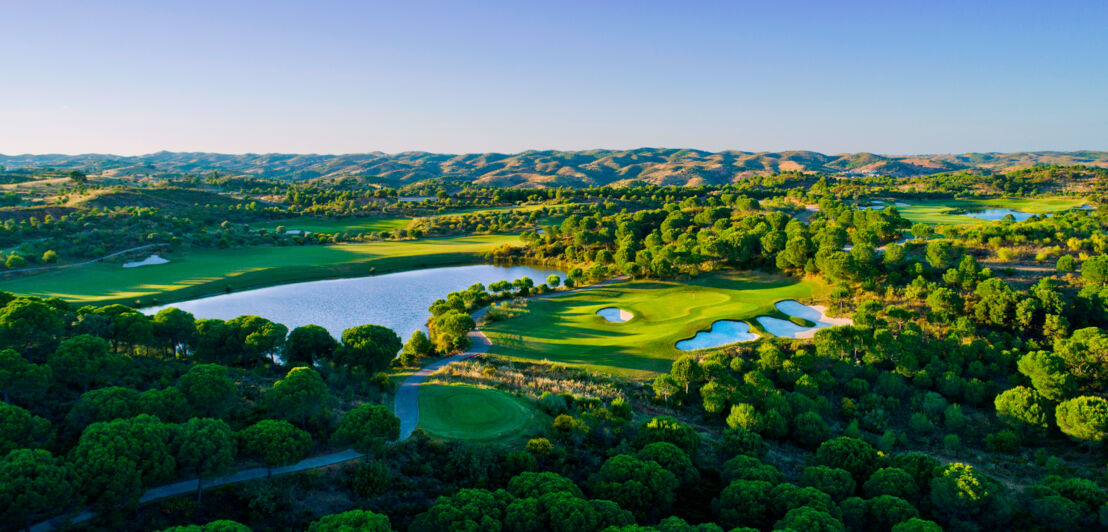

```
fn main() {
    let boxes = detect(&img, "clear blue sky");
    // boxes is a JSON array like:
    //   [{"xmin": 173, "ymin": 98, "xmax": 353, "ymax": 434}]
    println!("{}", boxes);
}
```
[{"xmin": 1, "ymin": 0, "xmax": 1105, "ymax": 155}]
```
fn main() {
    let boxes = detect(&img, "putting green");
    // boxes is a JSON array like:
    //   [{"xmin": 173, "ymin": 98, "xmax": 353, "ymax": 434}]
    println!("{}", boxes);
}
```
[
  {"xmin": 483, "ymin": 271, "xmax": 829, "ymax": 379},
  {"xmin": 892, "ymin": 197, "xmax": 1086, "ymax": 226},
  {"xmin": 0, "ymin": 234, "xmax": 521, "ymax": 306},
  {"xmin": 416, "ymin": 384, "xmax": 546, "ymax": 441}
]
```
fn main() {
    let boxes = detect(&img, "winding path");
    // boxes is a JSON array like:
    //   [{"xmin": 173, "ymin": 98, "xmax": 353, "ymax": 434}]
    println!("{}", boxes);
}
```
[{"xmin": 33, "ymin": 277, "xmax": 624, "ymax": 531}]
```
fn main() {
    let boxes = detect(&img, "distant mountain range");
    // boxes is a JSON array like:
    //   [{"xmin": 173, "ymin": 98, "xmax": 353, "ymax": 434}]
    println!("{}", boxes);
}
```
[{"xmin": 2, "ymin": 149, "xmax": 1106, "ymax": 187}]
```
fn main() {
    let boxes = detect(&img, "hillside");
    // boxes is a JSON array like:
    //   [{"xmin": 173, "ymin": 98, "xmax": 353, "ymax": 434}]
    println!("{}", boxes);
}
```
[{"xmin": 2, "ymin": 149, "xmax": 1106, "ymax": 188}]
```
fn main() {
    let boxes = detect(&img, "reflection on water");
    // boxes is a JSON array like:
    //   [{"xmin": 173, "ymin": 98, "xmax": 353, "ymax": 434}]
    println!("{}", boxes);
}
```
[{"xmin": 143, "ymin": 264, "xmax": 563, "ymax": 341}]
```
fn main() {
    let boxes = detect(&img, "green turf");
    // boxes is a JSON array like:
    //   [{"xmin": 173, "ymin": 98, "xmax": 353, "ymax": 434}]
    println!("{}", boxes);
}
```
[
  {"xmin": 483, "ymin": 272, "xmax": 829, "ymax": 379},
  {"xmin": 890, "ymin": 197, "xmax": 1087, "ymax": 226},
  {"xmin": 416, "ymin": 384, "xmax": 547, "ymax": 441},
  {"xmin": 1, "ymin": 234, "xmax": 521, "ymax": 306},
  {"xmin": 247, "ymin": 216, "xmax": 411, "ymax": 234}
]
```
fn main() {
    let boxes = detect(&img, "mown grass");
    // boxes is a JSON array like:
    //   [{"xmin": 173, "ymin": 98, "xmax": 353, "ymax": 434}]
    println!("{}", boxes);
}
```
[
  {"xmin": 892, "ymin": 197, "xmax": 1086, "ymax": 226},
  {"xmin": 416, "ymin": 384, "xmax": 548, "ymax": 441},
  {"xmin": 246, "ymin": 216, "xmax": 411, "ymax": 234},
  {"xmin": 0, "ymin": 234, "xmax": 521, "ymax": 306},
  {"xmin": 482, "ymin": 271, "xmax": 829, "ymax": 380}
]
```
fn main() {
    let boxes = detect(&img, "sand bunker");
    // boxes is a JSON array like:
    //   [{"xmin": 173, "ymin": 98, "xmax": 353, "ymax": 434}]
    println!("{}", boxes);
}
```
[
  {"xmin": 597, "ymin": 307, "xmax": 633, "ymax": 322},
  {"xmin": 676, "ymin": 320, "xmax": 759, "ymax": 350},
  {"xmin": 757, "ymin": 300, "xmax": 853, "ymax": 339},
  {"xmin": 123, "ymin": 254, "xmax": 170, "ymax": 268}
]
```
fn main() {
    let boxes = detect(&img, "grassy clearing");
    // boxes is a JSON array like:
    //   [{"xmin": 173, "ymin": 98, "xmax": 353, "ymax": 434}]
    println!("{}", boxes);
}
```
[
  {"xmin": 0, "ymin": 234, "xmax": 521, "ymax": 306},
  {"xmin": 892, "ymin": 197, "xmax": 1086, "ymax": 226},
  {"xmin": 246, "ymin": 216, "xmax": 411, "ymax": 234},
  {"xmin": 416, "ymin": 384, "xmax": 548, "ymax": 441},
  {"xmin": 482, "ymin": 271, "xmax": 829, "ymax": 379}
]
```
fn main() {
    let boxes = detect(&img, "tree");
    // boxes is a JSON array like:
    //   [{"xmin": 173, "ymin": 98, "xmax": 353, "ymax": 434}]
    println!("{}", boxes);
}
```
[
  {"xmin": 156, "ymin": 521, "xmax": 252, "ymax": 532},
  {"xmin": 994, "ymin": 385, "xmax": 1051, "ymax": 436},
  {"xmin": 48, "ymin": 334, "xmax": 120, "ymax": 392},
  {"xmin": 652, "ymin": 374, "xmax": 680, "ymax": 404},
  {"xmin": 670, "ymin": 355, "xmax": 703, "ymax": 394},
  {"xmin": 547, "ymin": 274, "xmax": 561, "ymax": 288},
  {"xmin": 910, "ymin": 223, "xmax": 934, "ymax": 240},
  {"xmin": 1054, "ymin": 327, "xmax": 1108, "ymax": 392},
  {"xmin": 0, "ymin": 349, "xmax": 51, "ymax": 405},
  {"xmin": 67, "ymin": 386, "xmax": 141, "ymax": 429},
  {"xmin": 800, "ymin": 466, "xmax": 856, "ymax": 502},
  {"xmin": 774, "ymin": 506, "xmax": 845, "ymax": 532},
  {"xmin": 891, "ymin": 518, "xmax": 943, "ymax": 532},
  {"xmin": 42, "ymin": 249, "xmax": 58, "ymax": 264},
  {"xmin": 309, "ymin": 509, "xmax": 393, "ymax": 532},
  {"xmin": 635, "ymin": 441, "xmax": 699, "ymax": 486},
  {"xmin": 226, "ymin": 315, "xmax": 287, "ymax": 366},
  {"xmin": 87, "ymin": 304, "xmax": 153, "ymax": 353},
  {"xmin": 0, "ymin": 297, "xmax": 65, "ymax": 353},
  {"xmin": 727, "ymin": 403, "xmax": 763, "ymax": 433},
  {"xmin": 507, "ymin": 471, "xmax": 583, "ymax": 498},
  {"xmin": 152, "ymin": 307, "xmax": 197, "ymax": 357},
  {"xmin": 400, "ymin": 330, "xmax": 433, "ymax": 366},
  {"xmin": 237, "ymin": 419, "xmax": 312, "ymax": 477},
  {"xmin": 590, "ymin": 454, "xmax": 678, "ymax": 521},
  {"xmin": 792, "ymin": 411, "xmax": 830, "ymax": 449},
  {"xmin": 0, "ymin": 449, "xmax": 78, "ymax": 531},
  {"xmin": 333, "ymin": 403, "xmax": 400, "ymax": 458},
  {"xmin": 633, "ymin": 416, "xmax": 700, "ymax": 457},
  {"xmin": 925, "ymin": 240, "xmax": 958, "ymax": 270},
  {"xmin": 71, "ymin": 415, "xmax": 175, "ymax": 512},
  {"xmin": 285, "ymin": 324, "xmax": 338, "ymax": 367},
  {"xmin": 174, "ymin": 417, "xmax": 236, "ymax": 503},
  {"xmin": 866, "ymin": 495, "xmax": 919, "ymax": 531},
  {"xmin": 864, "ymin": 467, "xmax": 919, "ymax": 501},
  {"xmin": 929, "ymin": 462, "xmax": 1007, "ymax": 528},
  {"xmin": 1082, "ymin": 255, "xmax": 1108, "ymax": 285},
  {"xmin": 266, "ymin": 366, "xmax": 328, "ymax": 427},
  {"xmin": 1056, "ymin": 396, "xmax": 1108, "ymax": 444},
  {"xmin": 718, "ymin": 480, "xmax": 774, "ymax": 529},
  {"xmin": 410, "ymin": 488, "xmax": 506, "ymax": 532},
  {"xmin": 178, "ymin": 364, "xmax": 237, "ymax": 417},
  {"xmin": 338, "ymin": 324, "xmax": 403, "ymax": 374},
  {"xmin": 1017, "ymin": 350, "xmax": 1076, "ymax": 401},
  {"xmin": 812, "ymin": 437, "xmax": 880, "ymax": 484},
  {"xmin": 428, "ymin": 310, "xmax": 475, "ymax": 353},
  {"xmin": 0, "ymin": 401, "xmax": 52, "ymax": 455}
]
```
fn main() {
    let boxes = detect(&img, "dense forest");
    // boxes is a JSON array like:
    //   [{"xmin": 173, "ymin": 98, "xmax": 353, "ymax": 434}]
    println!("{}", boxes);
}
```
[{"xmin": 4, "ymin": 164, "xmax": 1108, "ymax": 532}]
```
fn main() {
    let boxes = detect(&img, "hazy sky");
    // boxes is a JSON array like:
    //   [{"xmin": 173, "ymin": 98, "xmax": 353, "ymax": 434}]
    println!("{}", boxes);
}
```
[{"xmin": 1, "ymin": 0, "xmax": 1105, "ymax": 155}]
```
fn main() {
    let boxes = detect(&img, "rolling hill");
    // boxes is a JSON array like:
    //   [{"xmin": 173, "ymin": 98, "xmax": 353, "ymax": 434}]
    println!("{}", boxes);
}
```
[{"xmin": 2, "ymin": 149, "xmax": 1106, "ymax": 188}]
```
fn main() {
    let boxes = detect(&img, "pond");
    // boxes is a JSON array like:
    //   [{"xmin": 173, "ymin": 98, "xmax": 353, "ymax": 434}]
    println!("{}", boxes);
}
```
[
  {"xmin": 142, "ymin": 264, "xmax": 564, "ymax": 342},
  {"xmin": 962, "ymin": 208, "xmax": 1039, "ymax": 222}
]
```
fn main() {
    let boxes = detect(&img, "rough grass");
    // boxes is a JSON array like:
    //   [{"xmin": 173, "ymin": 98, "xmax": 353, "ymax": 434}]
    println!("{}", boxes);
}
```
[
  {"xmin": 894, "ymin": 197, "xmax": 1086, "ymax": 226},
  {"xmin": 482, "ymin": 271, "xmax": 829, "ymax": 380},
  {"xmin": 0, "ymin": 234, "xmax": 521, "ymax": 306},
  {"xmin": 416, "ymin": 384, "xmax": 547, "ymax": 441}
]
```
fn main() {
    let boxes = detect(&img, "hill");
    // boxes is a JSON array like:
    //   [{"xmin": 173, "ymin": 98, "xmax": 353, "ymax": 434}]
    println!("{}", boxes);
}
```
[{"xmin": 2, "ymin": 148, "xmax": 1106, "ymax": 188}]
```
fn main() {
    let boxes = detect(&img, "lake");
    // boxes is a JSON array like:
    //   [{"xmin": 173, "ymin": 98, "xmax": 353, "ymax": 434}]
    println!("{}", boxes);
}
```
[
  {"xmin": 142, "ymin": 264, "xmax": 563, "ymax": 342},
  {"xmin": 962, "ymin": 208, "xmax": 1039, "ymax": 221}
]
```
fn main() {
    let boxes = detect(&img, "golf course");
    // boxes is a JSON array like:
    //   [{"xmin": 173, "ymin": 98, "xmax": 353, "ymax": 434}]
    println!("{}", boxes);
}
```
[
  {"xmin": 247, "ymin": 215, "xmax": 412, "ymax": 234},
  {"xmin": 0, "ymin": 234, "xmax": 521, "ymax": 306},
  {"xmin": 482, "ymin": 272, "xmax": 831, "ymax": 379},
  {"xmin": 889, "ymin": 197, "xmax": 1087, "ymax": 225},
  {"xmin": 415, "ymin": 384, "xmax": 547, "ymax": 441}
]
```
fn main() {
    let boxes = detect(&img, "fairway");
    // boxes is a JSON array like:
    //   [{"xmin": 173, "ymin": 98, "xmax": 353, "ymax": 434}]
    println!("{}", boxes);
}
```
[
  {"xmin": 892, "ymin": 197, "xmax": 1086, "ymax": 226},
  {"xmin": 416, "ymin": 384, "xmax": 547, "ymax": 441},
  {"xmin": 247, "ymin": 215, "xmax": 411, "ymax": 234},
  {"xmin": 0, "ymin": 234, "xmax": 521, "ymax": 306},
  {"xmin": 483, "ymin": 272, "xmax": 830, "ymax": 379}
]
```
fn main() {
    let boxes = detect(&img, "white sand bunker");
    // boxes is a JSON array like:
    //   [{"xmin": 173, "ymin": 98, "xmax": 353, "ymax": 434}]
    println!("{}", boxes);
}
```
[
  {"xmin": 597, "ymin": 307, "xmax": 633, "ymax": 322},
  {"xmin": 676, "ymin": 320, "xmax": 759, "ymax": 350},
  {"xmin": 123, "ymin": 254, "xmax": 170, "ymax": 268},
  {"xmin": 756, "ymin": 300, "xmax": 853, "ymax": 339}
]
